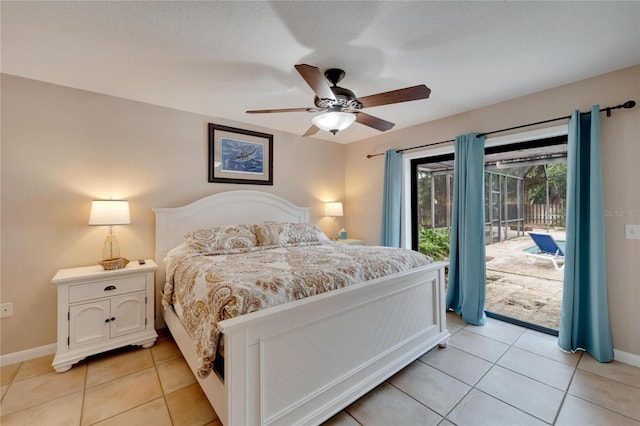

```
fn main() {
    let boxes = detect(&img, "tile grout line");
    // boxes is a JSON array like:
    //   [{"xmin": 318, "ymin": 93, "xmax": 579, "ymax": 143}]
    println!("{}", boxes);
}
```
[
  {"xmin": 457, "ymin": 321, "xmax": 638, "ymax": 425},
  {"xmin": 440, "ymin": 322, "xmax": 522, "ymax": 423},
  {"xmin": 566, "ymin": 365, "xmax": 640, "ymax": 423},
  {"xmin": 491, "ymin": 336, "xmax": 580, "ymax": 393},
  {"xmin": 0, "ymin": 362, "xmax": 21, "ymax": 404},
  {"xmin": 480, "ymin": 325, "xmax": 563, "ymax": 425},
  {"xmin": 433, "ymin": 320, "xmax": 565, "ymax": 424},
  {"xmin": 1, "ymin": 361, "xmax": 85, "ymax": 422},
  {"xmin": 0, "ymin": 343, "xmax": 202, "ymax": 426},
  {"xmin": 345, "ymin": 324, "xmax": 470, "ymax": 424},
  {"xmin": 80, "ymin": 360, "xmax": 88, "ymax": 426},
  {"xmin": 151, "ymin": 346, "xmax": 178, "ymax": 426},
  {"xmin": 361, "ymin": 323, "xmax": 469, "ymax": 422},
  {"xmin": 83, "ymin": 346, "xmax": 184, "ymax": 426},
  {"xmin": 387, "ymin": 323, "xmax": 486, "ymax": 423},
  {"xmin": 343, "ymin": 408, "xmax": 365, "ymax": 426},
  {"xmin": 550, "ymin": 352, "xmax": 582, "ymax": 426},
  {"xmin": 78, "ymin": 348, "xmax": 170, "ymax": 425}
]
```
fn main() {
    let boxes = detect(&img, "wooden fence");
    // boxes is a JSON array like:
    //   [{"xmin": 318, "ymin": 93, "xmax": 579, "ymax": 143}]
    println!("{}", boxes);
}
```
[{"xmin": 525, "ymin": 203, "xmax": 565, "ymax": 227}]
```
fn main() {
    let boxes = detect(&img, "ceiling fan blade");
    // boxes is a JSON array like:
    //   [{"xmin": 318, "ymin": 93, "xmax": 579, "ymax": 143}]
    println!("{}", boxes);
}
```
[
  {"xmin": 303, "ymin": 125, "xmax": 319, "ymax": 137},
  {"xmin": 358, "ymin": 84, "xmax": 431, "ymax": 108},
  {"xmin": 355, "ymin": 112, "xmax": 395, "ymax": 132},
  {"xmin": 246, "ymin": 107, "xmax": 314, "ymax": 114},
  {"xmin": 295, "ymin": 64, "xmax": 336, "ymax": 100}
]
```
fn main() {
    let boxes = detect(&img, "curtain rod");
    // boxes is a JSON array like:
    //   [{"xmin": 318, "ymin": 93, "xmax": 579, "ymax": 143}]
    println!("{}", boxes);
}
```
[{"xmin": 366, "ymin": 100, "xmax": 636, "ymax": 159}]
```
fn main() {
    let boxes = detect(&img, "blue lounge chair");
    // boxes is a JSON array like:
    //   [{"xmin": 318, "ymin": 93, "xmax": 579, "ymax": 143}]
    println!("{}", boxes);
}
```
[{"xmin": 526, "ymin": 232, "xmax": 565, "ymax": 271}]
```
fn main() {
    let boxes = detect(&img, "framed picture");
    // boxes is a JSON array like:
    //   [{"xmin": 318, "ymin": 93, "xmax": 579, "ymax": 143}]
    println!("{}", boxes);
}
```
[{"xmin": 208, "ymin": 123, "xmax": 273, "ymax": 185}]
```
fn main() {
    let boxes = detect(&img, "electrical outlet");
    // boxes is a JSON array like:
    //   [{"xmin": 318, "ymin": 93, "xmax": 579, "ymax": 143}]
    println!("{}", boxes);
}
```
[
  {"xmin": 0, "ymin": 303, "xmax": 13, "ymax": 318},
  {"xmin": 626, "ymin": 224, "xmax": 640, "ymax": 240}
]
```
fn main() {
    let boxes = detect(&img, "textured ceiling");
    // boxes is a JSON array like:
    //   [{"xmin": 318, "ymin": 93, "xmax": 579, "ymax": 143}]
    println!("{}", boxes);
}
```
[{"xmin": 2, "ymin": 1, "xmax": 639, "ymax": 143}]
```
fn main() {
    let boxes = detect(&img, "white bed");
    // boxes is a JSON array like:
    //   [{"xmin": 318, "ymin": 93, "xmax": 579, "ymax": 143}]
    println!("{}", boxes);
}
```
[{"xmin": 154, "ymin": 190, "xmax": 449, "ymax": 426}]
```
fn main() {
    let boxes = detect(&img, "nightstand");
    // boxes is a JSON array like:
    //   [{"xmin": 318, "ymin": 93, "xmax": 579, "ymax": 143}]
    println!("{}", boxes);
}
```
[
  {"xmin": 335, "ymin": 239, "xmax": 364, "ymax": 245},
  {"xmin": 52, "ymin": 259, "xmax": 158, "ymax": 372}
]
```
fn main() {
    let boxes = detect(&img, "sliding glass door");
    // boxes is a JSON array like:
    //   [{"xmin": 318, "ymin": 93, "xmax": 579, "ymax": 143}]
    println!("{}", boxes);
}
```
[
  {"xmin": 411, "ymin": 154, "xmax": 454, "ymax": 261},
  {"xmin": 410, "ymin": 136, "xmax": 568, "ymax": 333}
]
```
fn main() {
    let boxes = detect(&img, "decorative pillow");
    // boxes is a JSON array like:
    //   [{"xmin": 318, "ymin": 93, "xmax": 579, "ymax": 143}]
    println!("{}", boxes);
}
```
[
  {"xmin": 185, "ymin": 224, "xmax": 257, "ymax": 254},
  {"xmin": 254, "ymin": 222, "xmax": 328, "ymax": 246},
  {"xmin": 253, "ymin": 223, "xmax": 284, "ymax": 246},
  {"xmin": 285, "ymin": 222, "xmax": 327, "ymax": 244}
]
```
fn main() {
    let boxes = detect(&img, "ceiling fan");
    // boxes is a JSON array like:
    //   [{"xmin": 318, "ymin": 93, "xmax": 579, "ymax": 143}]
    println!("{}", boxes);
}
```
[{"xmin": 246, "ymin": 64, "xmax": 431, "ymax": 136}]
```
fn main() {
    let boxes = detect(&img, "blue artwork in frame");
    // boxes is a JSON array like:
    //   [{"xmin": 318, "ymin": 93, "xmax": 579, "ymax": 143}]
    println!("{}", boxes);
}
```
[
  {"xmin": 220, "ymin": 138, "xmax": 264, "ymax": 174},
  {"xmin": 208, "ymin": 123, "xmax": 273, "ymax": 185}
]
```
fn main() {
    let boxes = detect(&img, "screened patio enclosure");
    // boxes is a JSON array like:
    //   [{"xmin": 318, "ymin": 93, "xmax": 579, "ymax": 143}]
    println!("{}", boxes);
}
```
[
  {"xmin": 415, "ymin": 166, "xmax": 526, "ymax": 245},
  {"xmin": 413, "ymin": 139, "xmax": 568, "ymax": 250}
]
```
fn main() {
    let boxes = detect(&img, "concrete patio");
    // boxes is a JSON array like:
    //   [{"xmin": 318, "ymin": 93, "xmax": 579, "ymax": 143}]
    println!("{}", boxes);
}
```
[{"xmin": 484, "ymin": 229, "xmax": 566, "ymax": 330}]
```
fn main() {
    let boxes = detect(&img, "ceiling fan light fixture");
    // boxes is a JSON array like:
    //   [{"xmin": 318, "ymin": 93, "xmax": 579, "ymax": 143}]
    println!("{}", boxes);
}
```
[{"xmin": 311, "ymin": 111, "xmax": 356, "ymax": 135}]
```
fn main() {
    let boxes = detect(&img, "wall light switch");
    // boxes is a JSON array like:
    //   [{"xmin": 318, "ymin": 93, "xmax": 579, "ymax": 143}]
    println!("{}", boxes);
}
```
[{"xmin": 625, "ymin": 224, "xmax": 640, "ymax": 240}]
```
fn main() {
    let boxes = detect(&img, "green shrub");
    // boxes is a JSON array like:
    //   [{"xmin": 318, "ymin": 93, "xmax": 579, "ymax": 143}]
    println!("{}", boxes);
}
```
[{"xmin": 418, "ymin": 227, "xmax": 450, "ymax": 261}]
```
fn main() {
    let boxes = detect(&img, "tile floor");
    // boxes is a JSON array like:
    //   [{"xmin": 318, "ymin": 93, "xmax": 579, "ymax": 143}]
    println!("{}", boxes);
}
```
[
  {"xmin": 1, "ymin": 313, "xmax": 639, "ymax": 426},
  {"xmin": 0, "ymin": 329, "xmax": 219, "ymax": 426}
]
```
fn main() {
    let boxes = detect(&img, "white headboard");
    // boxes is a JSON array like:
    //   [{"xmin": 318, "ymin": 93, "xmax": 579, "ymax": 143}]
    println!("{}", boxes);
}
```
[{"xmin": 153, "ymin": 190, "xmax": 311, "ymax": 327}]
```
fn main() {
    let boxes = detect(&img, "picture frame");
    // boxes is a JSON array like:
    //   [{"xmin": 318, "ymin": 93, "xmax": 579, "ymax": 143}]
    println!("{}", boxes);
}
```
[{"xmin": 208, "ymin": 123, "xmax": 273, "ymax": 185}]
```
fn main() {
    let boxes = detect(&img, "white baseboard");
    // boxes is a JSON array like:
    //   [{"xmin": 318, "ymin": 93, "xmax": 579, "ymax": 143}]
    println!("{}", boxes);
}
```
[
  {"xmin": 2, "ymin": 343, "xmax": 638, "ymax": 370},
  {"xmin": 0, "ymin": 343, "xmax": 56, "ymax": 367},
  {"xmin": 614, "ymin": 348, "xmax": 640, "ymax": 368}
]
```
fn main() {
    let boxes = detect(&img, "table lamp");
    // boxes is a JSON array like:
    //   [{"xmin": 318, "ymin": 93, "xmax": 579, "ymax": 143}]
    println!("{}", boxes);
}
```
[
  {"xmin": 324, "ymin": 202, "xmax": 343, "ymax": 240},
  {"xmin": 89, "ymin": 200, "xmax": 131, "ymax": 269}
]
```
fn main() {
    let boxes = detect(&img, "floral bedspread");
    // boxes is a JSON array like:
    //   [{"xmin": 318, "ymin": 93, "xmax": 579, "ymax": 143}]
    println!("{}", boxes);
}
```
[{"xmin": 162, "ymin": 243, "xmax": 432, "ymax": 378}]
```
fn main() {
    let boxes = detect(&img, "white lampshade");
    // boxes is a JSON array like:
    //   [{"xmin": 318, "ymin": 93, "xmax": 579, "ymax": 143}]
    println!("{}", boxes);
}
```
[
  {"xmin": 312, "ymin": 112, "xmax": 356, "ymax": 134},
  {"xmin": 324, "ymin": 202, "xmax": 344, "ymax": 217},
  {"xmin": 89, "ymin": 200, "xmax": 131, "ymax": 226}
]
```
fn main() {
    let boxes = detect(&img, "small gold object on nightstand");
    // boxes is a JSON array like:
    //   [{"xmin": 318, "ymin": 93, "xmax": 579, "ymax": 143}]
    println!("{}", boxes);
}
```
[{"xmin": 98, "ymin": 257, "xmax": 130, "ymax": 270}]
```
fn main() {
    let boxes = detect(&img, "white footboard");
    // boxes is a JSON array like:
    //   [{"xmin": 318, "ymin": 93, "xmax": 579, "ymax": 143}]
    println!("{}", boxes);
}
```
[{"xmin": 218, "ymin": 261, "xmax": 449, "ymax": 426}]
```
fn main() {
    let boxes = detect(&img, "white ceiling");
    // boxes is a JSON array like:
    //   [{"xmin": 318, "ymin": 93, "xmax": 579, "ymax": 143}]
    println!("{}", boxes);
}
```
[{"xmin": 2, "ymin": 1, "xmax": 639, "ymax": 144}]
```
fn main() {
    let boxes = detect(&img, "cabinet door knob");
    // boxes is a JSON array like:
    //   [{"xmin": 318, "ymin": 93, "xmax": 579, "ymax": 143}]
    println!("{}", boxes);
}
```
[
  {"xmin": 104, "ymin": 285, "xmax": 116, "ymax": 291},
  {"xmin": 105, "ymin": 318, "xmax": 111, "ymax": 323},
  {"xmin": 111, "ymin": 317, "xmax": 116, "ymax": 322}
]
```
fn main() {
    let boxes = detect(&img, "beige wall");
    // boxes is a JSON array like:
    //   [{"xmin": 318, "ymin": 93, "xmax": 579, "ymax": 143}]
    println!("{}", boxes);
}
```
[
  {"xmin": 2, "ymin": 66, "xmax": 639, "ymax": 360},
  {"xmin": 345, "ymin": 65, "xmax": 640, "ymax": 358},
  {"xmin": 0, "ymin": 74, "xmax": 345, "ymax": 355}
]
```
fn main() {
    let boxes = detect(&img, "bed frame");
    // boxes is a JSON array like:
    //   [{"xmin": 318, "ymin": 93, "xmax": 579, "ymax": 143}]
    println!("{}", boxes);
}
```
[{"xmin": 154, "ymin": 190, "xmax": 449, "ymax": 426}]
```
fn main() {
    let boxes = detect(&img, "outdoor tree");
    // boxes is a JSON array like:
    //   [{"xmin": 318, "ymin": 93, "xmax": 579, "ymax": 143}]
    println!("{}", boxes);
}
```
[{"xmin": 525, "ymin": 164, "xmax": 567, "ymax": 204}]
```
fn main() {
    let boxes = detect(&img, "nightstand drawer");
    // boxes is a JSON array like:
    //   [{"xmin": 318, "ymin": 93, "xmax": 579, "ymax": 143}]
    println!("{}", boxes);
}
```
[{"xmin": 69, "ymin": 275, "xmax": 146, "ymax": 303}]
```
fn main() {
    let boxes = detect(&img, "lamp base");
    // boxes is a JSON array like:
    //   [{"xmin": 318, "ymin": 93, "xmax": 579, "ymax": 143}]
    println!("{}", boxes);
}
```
[
  {"xmin": 98, "ymin": 257, "xmax": 129, "ymax": 270},
  {"xmin": 103, "ymin": 234, "xmax": 121, "ymax": 260}
]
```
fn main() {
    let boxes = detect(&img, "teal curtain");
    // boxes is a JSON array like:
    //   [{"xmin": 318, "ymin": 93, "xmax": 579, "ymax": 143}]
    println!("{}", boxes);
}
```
[
  {"xmin": 381, "ymin": 149, "xmax": 402, "ymax": 247},
  {"xmin": 558, "ymin": 106, "xmax": 614, "ymax": 362},
  {"xmin": 446, "ymin": 133, "xmax": 487, "ymax": 326}
]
